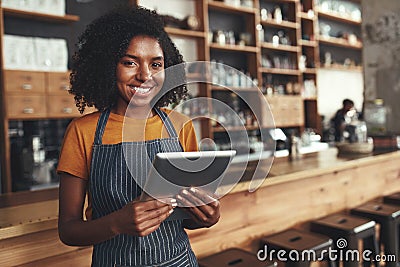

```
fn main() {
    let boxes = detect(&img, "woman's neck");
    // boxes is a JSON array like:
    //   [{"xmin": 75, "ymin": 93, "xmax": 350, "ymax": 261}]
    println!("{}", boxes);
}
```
[{"xmin": 112, "ymin": 104, "xmax": 156, "ymax": 119}]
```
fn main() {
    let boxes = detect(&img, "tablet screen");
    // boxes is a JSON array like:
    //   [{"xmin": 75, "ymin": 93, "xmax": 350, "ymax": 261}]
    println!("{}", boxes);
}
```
[{"xmin": 140, "ymin": 150, "xmax": 236, "ymax": 220}]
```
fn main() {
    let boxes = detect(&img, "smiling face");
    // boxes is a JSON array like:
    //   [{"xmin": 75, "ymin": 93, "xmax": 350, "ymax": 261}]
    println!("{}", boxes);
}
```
[{"xmin": 114, "ymin": 35, "xmax": 165, "ymax": 118}]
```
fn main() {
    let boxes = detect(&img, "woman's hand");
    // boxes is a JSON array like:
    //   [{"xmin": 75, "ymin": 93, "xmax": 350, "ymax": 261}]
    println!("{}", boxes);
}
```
[
  {"xmin": 112, "ymin": 198, "xmax": 176, "ymax": 237},
  {"xmin": 176, "ymin": 187, "xmax": 220, "ymax": 229}
]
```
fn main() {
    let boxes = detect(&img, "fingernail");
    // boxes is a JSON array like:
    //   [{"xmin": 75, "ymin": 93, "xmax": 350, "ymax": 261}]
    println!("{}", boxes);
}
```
[
  {"xmin": 182, "ymin": 189, "xmax": 188, "ymax": 195},
  {"xmin": 169, "ymin": 209, "xmax": 174, "ymax": 214},
  {"xmin": 170, "ymin": 198, "xmax": 177, "ymax": 203},
  {"xmin": 190, "ymin": 187, "xmax": 196, "ymax": 193},
  {"xmin": 172, "ymin": 202, "xmax": 177, "ymax": 208}
]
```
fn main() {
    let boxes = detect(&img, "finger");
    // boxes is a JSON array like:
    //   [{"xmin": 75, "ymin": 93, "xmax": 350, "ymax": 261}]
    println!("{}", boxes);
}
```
[
  {"xmin": 136, "ymin": 210, "xmax": 173, "ymax": 236},
  {"xmin": 135, "ymin": 203, "xmax": 174, "ymax": 225},
  {"xmin": 180, "ymin": 188, "xmax": 219, "ymax": 211},
  {"xmin": 143, "ymin": 208, "xmax": 174, "ymax": 228},
  {"xmin": 188, "ymin": 187, "xmax": 219, "ymax": 207},
  {"xmin": 177, "ymin": 192, "xmax": 217, "ymax": 221},
  {"xmin": 180, "ymin": 189, "xmax": 205, "ymax": 207},
  {"xmin": 139, "ymin": 198, "xmax": 176, "ymax": 211},
  {"xmin": 179, "ymin": 190, "xmax": 220, "ymax": 219},
  {"xmin": 176, "ymin": 194, "xmax": 206, "ymax": 221}
]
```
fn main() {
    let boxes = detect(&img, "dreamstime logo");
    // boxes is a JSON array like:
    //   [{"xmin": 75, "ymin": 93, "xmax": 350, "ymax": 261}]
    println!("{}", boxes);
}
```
[
  {"xmin": 257, "ymin": 238, "xmax": 397, "ymax": 263},
  {"xmin": 122, "ymin": 61, "xmax": 276, "ymax": 205}
]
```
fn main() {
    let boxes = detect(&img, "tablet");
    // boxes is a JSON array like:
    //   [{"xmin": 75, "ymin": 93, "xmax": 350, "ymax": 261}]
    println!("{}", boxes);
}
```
[{"xmin": 140, "ymin": 150, "xmax": 236, "ymax": 220}]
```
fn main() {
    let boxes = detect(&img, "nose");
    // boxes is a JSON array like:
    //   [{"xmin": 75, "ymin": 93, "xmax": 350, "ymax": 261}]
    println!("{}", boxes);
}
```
[{"xmin": 136, "ymin": 65, "xmax": 152, "ymax": 82}]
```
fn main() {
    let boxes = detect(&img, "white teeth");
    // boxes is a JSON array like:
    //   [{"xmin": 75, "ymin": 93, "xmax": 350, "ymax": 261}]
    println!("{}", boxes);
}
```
[{"xmin": 131, "ymin": 86, "xmax": 151, "ymax": 93}]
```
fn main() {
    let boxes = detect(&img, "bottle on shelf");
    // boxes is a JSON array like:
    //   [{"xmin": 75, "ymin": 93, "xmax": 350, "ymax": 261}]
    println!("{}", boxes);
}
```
[{"xmin": 274, "ymin": 5, "xmax": 283, "ymax": 24}]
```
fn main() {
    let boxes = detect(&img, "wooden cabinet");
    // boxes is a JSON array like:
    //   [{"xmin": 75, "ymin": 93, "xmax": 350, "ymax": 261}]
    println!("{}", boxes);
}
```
[
  {"xmin": 266, "ymin": 95, "xmax": 304, "ymax": 128},
  {"xmin": 0, "ymin": 7, "xmax": 81, "ymax": 193},
  {"xmin": 46, "ymin": 72, "xmax": 71, "ymax": 93},
  {"xmin": 46, "ymin": 72, "xmax": 85, "ymax": 118},
  {"xmin": 3, "ymin": 70, "xmax": 82, "ymax": 119},
  {"xmin": 6, "ymin": 95, "xmax": 47, "ymax": 119},
  {"xmin": 4, "ymin": 70, "xmax": 46, "ymax": 93}
]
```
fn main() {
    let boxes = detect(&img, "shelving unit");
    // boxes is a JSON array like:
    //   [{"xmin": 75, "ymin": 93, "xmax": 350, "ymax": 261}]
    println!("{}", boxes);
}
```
[
  {"xmin": 298, "ymin": 0, "xmax": 320, "ymax": 132},
  {"xmin": 0, "ymin": 5, "xmax": 81, "ymax": 193},
  {"xmin": 314, "ymin": 0, "xmax": 363, "ymax": 68},
  {"xmin": 206, "ymin": 0, "xmax": 263, "ymax": 148}
]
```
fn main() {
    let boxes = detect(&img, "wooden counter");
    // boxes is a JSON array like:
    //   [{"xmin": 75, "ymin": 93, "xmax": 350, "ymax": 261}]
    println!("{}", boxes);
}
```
[
  {"xmin": 187, "ymin": 148, "xmax": 400, "ymax": 257},
  {"xmin": 0, "ymin": 148, "xmax": 399, "ymax": 266}
]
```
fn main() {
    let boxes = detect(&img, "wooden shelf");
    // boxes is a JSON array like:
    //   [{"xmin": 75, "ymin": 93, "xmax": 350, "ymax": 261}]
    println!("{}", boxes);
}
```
[
  {"xmin": 303, "ymin": 97, "xmax": 318, "ymax": 101},
  {"xmin": 298, "ymin": 12, "xmax": 316, "ymax": 21},
  {"xmin": 318, "ymin": 65, "xmax": 362, "ymax": 72},
  {"xmin": 208, "ymin": 1, "xmax": 257, "ymax": 15},
  {"xmin": 259, "ymin": 67, "xmax": 300, "ymax": 76},
  {"xmin": 260, "ymin": 19, "xmax": 300, "ymax": 30},
  {"xmin": 302, "ymin": 68, "xmax": 317, "ymax": 74},
  {"xmin": 263, "ymin": 0, "xmax": 299, "ymax": 3},
  {"xmin": 2, "ymin": 8, "xmax": 79, "ymax": 23},
  {"xmin": 318, "ymin": 35, "xmax": 362, "ymax": 49},
  {"xmin": 209, "ymin": 43, "xmax": 259, "ymax": 53},
  {"xmin": 211, "ymin": 85, "xmax": 259, "ymax": 92},
  {"xmin": 165, "ymin": 27, "xmax": 206, "ymax": 38},
  {"xmin": 299, "ymin": 39, "xmax": 318, "ymax": 47},
  {"xmin": 213, "ymin": 125, "xmax": 260, "ymax": 132},
  {"xmin": 261, "ymin": 42, "xmax": 300, "ymax": 53},
  {"xmin": 317, "ymin": 9, "xmax": 362, "ymax": 25}
]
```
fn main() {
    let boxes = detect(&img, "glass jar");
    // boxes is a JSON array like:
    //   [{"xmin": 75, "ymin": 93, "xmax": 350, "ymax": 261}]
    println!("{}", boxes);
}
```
[{"xmin": 364, "ymin": 99, "xmax": 387, "ymax": 135}]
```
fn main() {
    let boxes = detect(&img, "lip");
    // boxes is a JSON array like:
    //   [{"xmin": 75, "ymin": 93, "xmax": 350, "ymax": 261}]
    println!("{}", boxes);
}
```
[{"xmin": 128, "ymin": 85, "xmax": 155, "ymax": 96}]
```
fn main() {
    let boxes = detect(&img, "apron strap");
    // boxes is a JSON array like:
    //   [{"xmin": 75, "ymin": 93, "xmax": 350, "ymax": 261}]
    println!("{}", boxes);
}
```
[
  {"xmin": 154, "ymin": 107, "xmax": 184, "ymax": 152},
  {"xmin": 153, "ymin": 107, "xmax": 179, "ymax": 138},
  {"xmin": 93, "ymin": 109, "xmax": 111, "ymax": 145}
]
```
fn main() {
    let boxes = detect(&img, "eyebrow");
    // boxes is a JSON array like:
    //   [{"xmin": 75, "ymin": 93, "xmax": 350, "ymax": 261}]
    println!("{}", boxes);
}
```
[{"xmin": 124, "ymin": 54, "xmax": 164, "ymax": 61}]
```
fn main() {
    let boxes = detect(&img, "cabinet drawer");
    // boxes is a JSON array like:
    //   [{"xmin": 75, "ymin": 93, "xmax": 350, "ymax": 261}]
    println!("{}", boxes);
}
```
[
  {"xmin": 4, "ymin": 70, "xmax": 46, "ymax": 94},
  {"xmin": 265, "ymin": 95, "xmax": 304, "ymax": 127},
  {"xmin": 6, "ymin": 95, "xmax": 47, "ymax": 119},
  {"xmin": 47, "ymin": 95, "xmax": 80, "ymax": 117},
  {"xmin": 47, "ymin": 72, "xmax": 70, "ymax": 94}
]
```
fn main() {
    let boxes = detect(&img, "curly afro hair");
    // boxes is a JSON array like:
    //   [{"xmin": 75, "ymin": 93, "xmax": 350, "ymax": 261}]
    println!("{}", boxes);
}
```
[{"xmin": 69, "ymin": 5, "xmax": 188, "ymax": 114}]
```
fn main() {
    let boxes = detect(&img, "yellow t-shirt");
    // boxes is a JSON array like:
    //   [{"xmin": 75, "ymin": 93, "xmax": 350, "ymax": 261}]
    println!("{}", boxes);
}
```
[{"xmin": 57, "ymin": 108, "xmax": 198, "ymax": 179}]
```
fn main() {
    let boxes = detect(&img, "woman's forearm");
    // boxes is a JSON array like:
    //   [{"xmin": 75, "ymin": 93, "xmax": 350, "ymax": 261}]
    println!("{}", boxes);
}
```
[{"xmin": 58, "ymin": 212, "xmax": 119, "ymax": 246}]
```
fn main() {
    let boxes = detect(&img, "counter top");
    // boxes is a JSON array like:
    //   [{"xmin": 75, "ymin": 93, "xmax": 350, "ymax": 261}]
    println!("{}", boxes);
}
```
[{"xmin": 221, "ymin": 148, "xmax": 400, "ymax": 194}]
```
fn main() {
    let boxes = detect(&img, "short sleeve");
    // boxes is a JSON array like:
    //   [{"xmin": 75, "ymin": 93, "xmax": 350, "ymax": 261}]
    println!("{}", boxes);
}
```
[
  {"xmin": 180, "ymin": 120, "xmax": 198, "ymax": 152},
  {"xmin": 57, "ymin": 120, "xmax": 91, "ymax": 179}
]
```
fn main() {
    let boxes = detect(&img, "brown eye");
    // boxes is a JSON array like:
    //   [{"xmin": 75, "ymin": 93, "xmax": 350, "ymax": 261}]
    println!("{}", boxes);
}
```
[
  {"xmin": 152, "ymin": 62, "xmax": 163, "ymax": 68},
  {"xmin": 123, "ymin": 61, "xmax": 136, "ymax": 67}
]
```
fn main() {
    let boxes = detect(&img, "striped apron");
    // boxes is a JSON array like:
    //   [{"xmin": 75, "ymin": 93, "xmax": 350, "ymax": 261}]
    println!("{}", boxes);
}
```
[{"xmin": 89, "ymin": 108, "xmax": 198, "ymax": 267}]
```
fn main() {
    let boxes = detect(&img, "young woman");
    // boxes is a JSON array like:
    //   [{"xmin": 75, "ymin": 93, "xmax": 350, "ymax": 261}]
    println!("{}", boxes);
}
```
[{"xmin": 57, "ymin": 6, "xmax": 219, "ymax": 267}]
